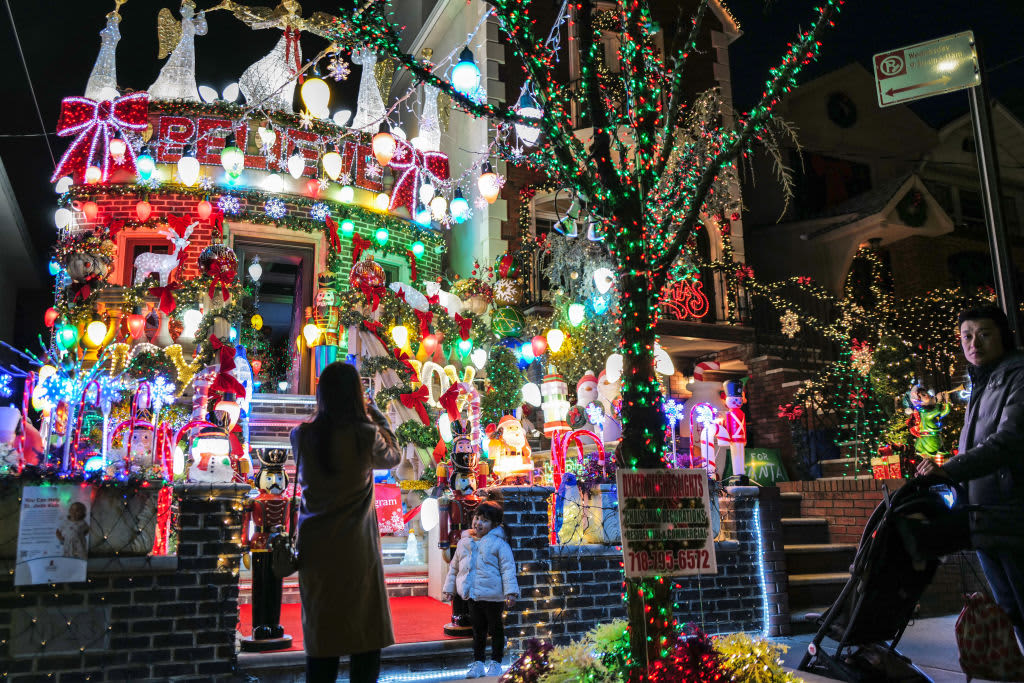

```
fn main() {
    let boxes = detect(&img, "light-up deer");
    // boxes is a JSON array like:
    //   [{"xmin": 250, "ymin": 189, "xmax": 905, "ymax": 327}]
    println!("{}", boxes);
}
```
[{"xmin": 133, "ymin": 221, "xmax": 196, "ymax": 286}]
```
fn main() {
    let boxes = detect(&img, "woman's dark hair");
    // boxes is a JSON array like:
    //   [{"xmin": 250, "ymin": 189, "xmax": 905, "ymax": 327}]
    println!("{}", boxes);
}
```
[
  {"xmin": 301, "ymin": 362, "xmax": 370, "ymax": 473},
  {"xmin": 474, "ymin": 500, "xmax": 510, "ymax": 540},
  {"xmin": 958, "ymin": 305, "xmax": 1016, "ymax": 351}
]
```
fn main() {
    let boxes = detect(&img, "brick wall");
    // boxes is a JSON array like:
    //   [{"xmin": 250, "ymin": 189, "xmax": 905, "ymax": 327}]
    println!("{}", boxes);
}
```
[
  {"xmin": 0, "ymin": 483, "xmax": 248, "ymax": 682},
  {"xmin": 497, "ymin": 484, "xmax": 788, "ymax": 652}
]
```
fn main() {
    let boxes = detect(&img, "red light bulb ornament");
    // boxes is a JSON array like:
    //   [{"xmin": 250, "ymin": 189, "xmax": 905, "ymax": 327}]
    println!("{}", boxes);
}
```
[
  {"xmin": 531, "ymin": 335, "xmax": 547, "ymax": 357},
  {"xmin": 197, "ymin": 199, "xmax": 213, "ymax": 220},
  {"xmin": 372, "ymin": 125, "xmax": 396, "ymax": 167},
  {"xmin": 82, "ymin": 201, "xmax": 100, "ymax": 222},
  {"xmin": 126, "ymin": 307, "xmax": 146, "ymax": 339},
  {"xmin": 44, "ymin": 308, "xmax": 59, "ymax": 328},
  {"xmin": 135, "ymin": 200, "xmax": 152, "ymax": 221},
  {"xmin": 478, "ymin": 162, "xmax": 500, "ymax": 204}
]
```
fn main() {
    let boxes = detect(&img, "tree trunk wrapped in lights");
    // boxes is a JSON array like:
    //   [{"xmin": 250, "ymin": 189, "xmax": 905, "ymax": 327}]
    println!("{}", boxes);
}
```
[{"xmin": 331, "ymin": 0, "xmax": 844, "ymax": 674}]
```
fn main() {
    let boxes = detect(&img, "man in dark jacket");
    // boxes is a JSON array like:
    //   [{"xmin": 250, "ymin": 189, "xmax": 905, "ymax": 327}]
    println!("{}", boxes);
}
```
[{"xmin": 917, "ymin": 305, "xmax": 1024, "ymax": 641}]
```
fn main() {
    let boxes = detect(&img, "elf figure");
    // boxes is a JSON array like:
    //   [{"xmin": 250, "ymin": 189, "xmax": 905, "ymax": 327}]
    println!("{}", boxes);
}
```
[
  {"xmin": 904, "ymin": 384, "xmax": 952, "ymax": 466},
  {"xmin": 241, "ymin": 448, "xmax": 297, "ymax": 651},
  {"xmin": 717, "ymin": 380, "xmax": 748, "ymax": 483}
]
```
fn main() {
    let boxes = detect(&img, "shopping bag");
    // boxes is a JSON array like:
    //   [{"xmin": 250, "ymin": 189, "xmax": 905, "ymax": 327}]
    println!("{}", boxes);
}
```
[{"xmin": 956, "ymin": 591, "xmax": 1024, "ymax": 682}]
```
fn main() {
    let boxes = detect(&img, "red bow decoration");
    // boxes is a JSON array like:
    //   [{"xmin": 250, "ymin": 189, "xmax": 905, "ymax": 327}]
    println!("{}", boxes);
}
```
[
  {"xmin": 149, "ymin": 281, "xmax": 181, "ymax": 315},
  {"xmin": 399, "ymin": 385, "xmax": 430, "ymax": 423},
  {"xmin": 363, "ymin": 320, "xmax": 383, "ymax": 335},
  {"xmin": 393, "ymin": 348, "xmax": 417, "ymax": 380},
  {"xmin": 107, "ymin": 219, "xmax": 126, "ymax": 240},
  {"xmin": 427, "ymin": 292, "xmax": 440, "ymax": 306},
  {"xmin": 454, "ymin": 313, "xmax": 473, "ymax": 341},
  {"xmin": 69, "ymin": 275, "xmax": 100, "ymax": 302},
  {"xmin": 208, "ymin": 335, "xmax": 246, "ymax": 397},
  {"xmin": 393, "ymin": 288, "xmax": 407, "ymax": 303},
  {"xmin": 439, "ymin": 384, "xmax": 461, "ymax": 421},
  {"xmin": 206, "ymin": 258, "xmax": 237, "ymax": 303},
  {"xmin": 358, "ymin": 283, "xmax": 386, "ymax": 312},
  {"xmin": 325, "ymin": 216, "xmax": 341, "ymax": 252},
  {"xmin": 51, "ymin": 92, "xmax": 150, "ymax": 182},
  {"xmin": 352, "ymin": 233, "xmax": 372, "ymax": 263},
  {"xmin": 387, "ymin": 139, "xmax": 451, "ymax": 215},
  {"xmin": 407, "ymin": 250, "xmax": 418, "ymax": 282},
  {"xmin": 414, "ymin": 309, "xmax": 433, "ymax": 338}
]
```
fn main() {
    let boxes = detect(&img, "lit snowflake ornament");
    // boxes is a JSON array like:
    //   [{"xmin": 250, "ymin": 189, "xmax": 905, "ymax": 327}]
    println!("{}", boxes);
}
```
[
  {"xmin": 309, "ymin": 202, "xmax": 330, "ymax": 222},
  {"xmin": 217, "ymin": 195, "xmax": 242, "ymax": 216},
  {"xmin": 198, "ymin": 175, "xmax": 215, "ymax": 192},
  {"xmin": 0, "ymin": 373, "xmax": 12, "ymax": 398},
  {"xmin": 264, "ymin": 197, "xmax": 287, "ymax": 220},
  {"xmin": 780, "ymin": 309, "xmax": 800, "ymax": 338},
  {"xmin": 327, "ymin": 57, "xmax": 351, "ymax": 81},
  {"xmin": 299, "ymin": 110, "xmax": 315, "ymax": 130}
]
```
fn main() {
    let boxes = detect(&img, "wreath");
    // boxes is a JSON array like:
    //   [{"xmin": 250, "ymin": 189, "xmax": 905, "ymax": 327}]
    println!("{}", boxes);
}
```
[{"xmin": 896, "ymin": 190, "xmax": 928, "ymax": 228}]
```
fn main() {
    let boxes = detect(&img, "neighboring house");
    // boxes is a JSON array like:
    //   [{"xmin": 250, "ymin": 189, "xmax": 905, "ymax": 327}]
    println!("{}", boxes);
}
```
[{"xmin": 0, "ymin": 157, "xmax": 43, "ymax": 344}]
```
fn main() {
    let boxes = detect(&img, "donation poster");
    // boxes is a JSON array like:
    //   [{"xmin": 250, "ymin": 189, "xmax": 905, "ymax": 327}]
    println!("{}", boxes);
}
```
[
  {"xmin": 616, "ymin": 468, "xmax": 717, "ymax": 578},
  {"xmin": 15, "ymin": 485, "xmax": 92, "ymax": 586}
]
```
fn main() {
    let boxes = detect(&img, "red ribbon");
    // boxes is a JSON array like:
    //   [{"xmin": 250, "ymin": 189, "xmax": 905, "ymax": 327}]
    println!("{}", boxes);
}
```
[
  {"xmin": 427, "ymin": 293, "xmax": 440, "ymax": 306},
  {"xmin": 69, "ymin": 276, "xmax": 98, "ymax": 302},
  {"xmin": 358, "ymin": 283, "xmax": 385, "ymax": 312},
  {"xmin": 363, "ymin": 320, "xmax": 383, "ymax": 335},
  {"xmin": 284, "ymin": 26, "xmax": 304, "ymax": 84},
  {"xmin": 454, "ymin": 313, "xmax": 473, "ymax": 341},
  {"xmin": 407, "ymin": 250, "xmax": 418, "ymax": 282},
  {"xmin": 207, "ymin": 259, "xmax": 237, "ymax": 302},
  {"xmin": 325, "ymin": 216, "xmax": 341, "ymax": 252},
  {"xmin": 496, "ymin": 254, "xmax": 515, "ymax": 278},
  {"xmin": 107, "ymin": 219, "xmax": 126, "ymax": 240},
  {"xmin": 149, "ymin": 281, "xmax": 181, "ymax": 315},
  {"xmin": 393, "ymin": 348, "xmax": 417, "ymax": 380},
  {"xmin": 414, "ymin": 309, "xmax": 433, "ymax": 338},
  {"xmin": 439, "ymin": 384, "xmax": 461, "ymax": 421},
  {"xmin": 399, "ymin": 385, "xmax": 430, "ymax": 423},
  {"xmin": 387, "ymin": 139, "xmax": 451, "ymax": 215},
  {"xmin": 51, "ymin": 92, "xmax": 150, "ymax": 182},
  {"xmin": 352, "ymin": 233, "xmax": 372, "ymax": 263},
  {"xmin": 208, "ymin": 335, "xmax": 246, "ymax": 397}
]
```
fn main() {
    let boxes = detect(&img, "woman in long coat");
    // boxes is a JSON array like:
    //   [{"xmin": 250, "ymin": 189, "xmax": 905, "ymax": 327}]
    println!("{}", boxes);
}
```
[{"xmin": 291, "ymin": 361, "xmax": 402, "ymax": 683}]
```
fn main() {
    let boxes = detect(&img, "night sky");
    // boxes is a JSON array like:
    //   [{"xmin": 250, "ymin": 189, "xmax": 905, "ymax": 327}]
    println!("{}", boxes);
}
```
[{"xmin": 1, "ymin": 0, "xmax": 1021, "ymax": 267}]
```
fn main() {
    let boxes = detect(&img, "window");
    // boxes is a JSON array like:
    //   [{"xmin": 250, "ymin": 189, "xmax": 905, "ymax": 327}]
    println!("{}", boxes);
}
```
[
  {"xmin": 794, "ymin": 152, "xmax": 872, "ymax": 216},
  {"xmin": 957, "ymin": 189, "xmax": 985, "ymax": 230}
]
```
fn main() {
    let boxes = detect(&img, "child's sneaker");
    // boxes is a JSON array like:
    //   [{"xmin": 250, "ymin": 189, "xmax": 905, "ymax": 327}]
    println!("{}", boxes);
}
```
[
  {"xmin": 465, "ymin": 661, "xmax": 487, "ymax": 678},
  {"xmin": 485, "ymin": 660, "xmax": 503, "ymax": 676}
]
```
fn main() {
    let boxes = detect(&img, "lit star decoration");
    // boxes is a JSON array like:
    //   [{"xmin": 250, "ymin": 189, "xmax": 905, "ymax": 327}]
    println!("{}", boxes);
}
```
[
  {"xmin": 780, "ymin": 309, "xmax": 800, "ymax": 338},
  {"xmin": 850, "ymin": 339, "xmax": 874, "ymax": 376},
  {"xmin": 217, "ymin": 194, "xmax": 242, "ymax": 216},
  {"xmin": 309, "ymin": 202, "xmax": 330, "ymax": 222},
  {"xmin": 299, "ymin": 110, "xmax": 314, "ymax": 129},
  {"xmin": 264, "ymin": 197, "xmax": 287, "ymax": 220}
]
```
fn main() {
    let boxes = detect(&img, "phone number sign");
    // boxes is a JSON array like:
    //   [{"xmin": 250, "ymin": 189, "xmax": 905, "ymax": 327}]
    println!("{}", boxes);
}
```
[{"xmin": 616, "ymin": 469, "xmax": 717, "ymax": 578}]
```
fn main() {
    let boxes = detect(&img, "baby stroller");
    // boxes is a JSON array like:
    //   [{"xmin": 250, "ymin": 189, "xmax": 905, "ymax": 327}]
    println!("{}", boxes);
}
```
[{"xmin": 798, "ymin": 476, "xmax": 972, "ymax": 682}]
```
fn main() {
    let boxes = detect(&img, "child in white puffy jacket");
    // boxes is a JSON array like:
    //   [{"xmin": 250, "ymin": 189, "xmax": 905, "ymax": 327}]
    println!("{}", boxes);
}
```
[{"xmin": 442, "ymin": 501, "xmax": 519, "ymax": 679}]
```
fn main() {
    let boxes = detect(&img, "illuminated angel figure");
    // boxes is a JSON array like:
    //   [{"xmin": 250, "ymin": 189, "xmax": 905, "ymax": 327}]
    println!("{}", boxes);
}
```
[
  {"xmin": 350, "ymin": 45, "xmax": 386, "ymax": 131},
  {"xmin": 149, "ymin": 0, "xmax": 210, "ymax": 101},
  {"xmin": 85, "ymin": 1, "xmax": 127, "ymax": 101},
  {"xmin": 224, "ymin": 0, "xmax": 336, "ymax": 113}
]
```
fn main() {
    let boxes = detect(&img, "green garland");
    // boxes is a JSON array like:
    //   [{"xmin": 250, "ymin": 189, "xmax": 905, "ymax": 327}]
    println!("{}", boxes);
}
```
[
  {"xmin": 396, "ymin": 422, "xmax": 440, "ymax": 449},
  {"xmin": 149, "ymin": 99, "xmax": 361, "ymax": 140}
]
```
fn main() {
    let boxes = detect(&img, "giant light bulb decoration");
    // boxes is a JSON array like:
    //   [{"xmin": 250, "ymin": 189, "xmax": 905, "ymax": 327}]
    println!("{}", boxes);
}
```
[
  {"xmin": 300, "ymin": 77, "xmax": 331, "ymax": 118},
  {"xmin": 451, "ymin": 46, "xmax": 481, "ymax": 96},
  {"xmin": 177, "ymin": 144, "xmax": 201, "ymax": 187},
  {"xmin": 450, "ymin": 188, "xmax": 470, "ymax": 223},
  {"xmin": 513, "ymin": 90, "xmax": 543, "ymax": 146},
  {"xmin": 593, "ymin": 267, "xmax": 615, "ymax": 294}
]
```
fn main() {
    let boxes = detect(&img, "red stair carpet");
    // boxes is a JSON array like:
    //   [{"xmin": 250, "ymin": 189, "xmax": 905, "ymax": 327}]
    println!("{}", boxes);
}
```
[{"xmin": 238, "ymin": 596, "xmax": 461, "ymax": 652}]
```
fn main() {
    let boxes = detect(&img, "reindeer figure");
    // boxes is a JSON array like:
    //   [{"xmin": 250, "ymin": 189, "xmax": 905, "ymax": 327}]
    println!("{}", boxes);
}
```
[{"xmin": 133, "ymin": 220, "xmax": 196, "ymax": 286}]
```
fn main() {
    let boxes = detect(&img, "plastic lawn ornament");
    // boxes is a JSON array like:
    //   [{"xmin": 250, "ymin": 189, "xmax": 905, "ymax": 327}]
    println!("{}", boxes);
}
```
[
  {"xmin": 541, "ymin": 368, "xmax": 571, "ymax": 438},
  {"xmin": 717, "ymin": 380, "xmax": 748, "ymax": 479},
  {"xmin": 522, "ymin": 382, "xmax": 542, "ymax": 407}
]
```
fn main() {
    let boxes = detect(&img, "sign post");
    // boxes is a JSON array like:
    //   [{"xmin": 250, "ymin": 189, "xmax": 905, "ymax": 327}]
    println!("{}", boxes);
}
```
[
  {"xmin": 616, "ymin": 468, "xmax": 717, "ymax": 579},
  {"xmin": 874, "ymin": 32, "xmax": 1021, "ymax": 344}
]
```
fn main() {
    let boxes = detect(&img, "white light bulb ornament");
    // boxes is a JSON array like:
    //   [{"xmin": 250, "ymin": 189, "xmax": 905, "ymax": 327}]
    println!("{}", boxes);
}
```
[
  {"xmin": 514, "ymin": 90, "xmax": 543, "ymax": 146},
  {"xmin": 287, "ymin": 152, "xmax": 305, "ymax": 180},
  {"xmin": 177, "ymin": 145, "xmax": 200, "ymax": 187},
  {"xmin": 451, "ymin": 46, "xmax": 481, "ymax": 97}
]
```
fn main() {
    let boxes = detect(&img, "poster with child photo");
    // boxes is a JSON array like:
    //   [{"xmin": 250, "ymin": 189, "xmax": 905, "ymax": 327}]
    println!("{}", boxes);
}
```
[{"xmin": 14, "ymin": 485, "xmax": 93, "ymax": 585}]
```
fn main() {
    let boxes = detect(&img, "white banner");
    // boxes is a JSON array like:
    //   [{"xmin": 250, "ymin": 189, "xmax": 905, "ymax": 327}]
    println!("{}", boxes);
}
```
[{"xmin": 15, "ymin": 485, "xmax": 92, "ymax": 585}]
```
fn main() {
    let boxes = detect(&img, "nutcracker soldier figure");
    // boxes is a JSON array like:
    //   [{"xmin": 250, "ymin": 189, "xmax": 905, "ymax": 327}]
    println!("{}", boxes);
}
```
[
  {"xmin": 437, "ymin": 422, "xmax": 482, "ymax": 636},
  {"xmin": 717, "ymin": 380, "xmax": 748, "ymax": 483},
  {"xmin": 240, "ymin": 448, "xmax": 298, "ymax": 651},
  {"xmin": 312, "ymin": 273, "xmax": 342, "ymax": 383}
]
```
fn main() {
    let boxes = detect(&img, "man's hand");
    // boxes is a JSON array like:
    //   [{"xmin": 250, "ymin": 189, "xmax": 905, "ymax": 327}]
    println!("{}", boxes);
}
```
[
  {"xmin": 442, "ymin": 592, "xmax": 453, "ymax": 602},
  {"xmin": 915, "ymin": 458, "xmax": 948, "ymax": 478},
  {"xmin": 505, "ymin": 594, "xmax": 516, "ymax": 608}
]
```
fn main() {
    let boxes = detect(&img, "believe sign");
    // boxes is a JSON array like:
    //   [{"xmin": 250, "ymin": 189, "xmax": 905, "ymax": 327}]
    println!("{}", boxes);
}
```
[
  {"xmin": 874, "ymin": 31, "xmax": 980, "ymax": 107},
  {"xmin": 617, "ymin": 468, "xmax": 717, "ymax": 578}
]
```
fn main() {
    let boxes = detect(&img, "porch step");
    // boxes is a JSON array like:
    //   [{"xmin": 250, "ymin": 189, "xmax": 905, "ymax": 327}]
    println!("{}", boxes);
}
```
[
  {"xmin": 780, "ymin": 491, "xmax": 802, "ymax": 518},
  {"xmin": 781, "ymin": 518, "xmax": 830, "ymax": 546},
  {"xmin": 787, "ymin": 572, "xmax": 850, "ymax": 611},
  {"xmin": 239, "ymin": 566, "xmax": 429, "ymax": 604},
  {"xmin": 784, "ymin": 544, "xmax": 857, "ymax": 575}
]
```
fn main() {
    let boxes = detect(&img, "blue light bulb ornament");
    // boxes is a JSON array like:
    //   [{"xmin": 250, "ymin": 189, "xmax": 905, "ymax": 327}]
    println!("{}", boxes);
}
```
[
  {"xmin": 340, "ymin": 219, "xmax": 355, "ymax": 237},
  {"xmin": 451, "ymin": 46, "xmax": 481, "ymax": 97},
  {"xmin": 450, "ymin": 188, "xmax": 470, "ymax": 224},
  {"xmin": 136, "ymin": 149, "xmax": 155, "ymax": 180},
  {"xmin": 414, "ymin": 204, "xmax": 432, "ymax": 226},
  {"xmin": 520, "ymin": 342, "xmax": 535, "ymax": 364},
  {"xmin": 48, "ymin": 260, "xmax": 60, "ymax": 276},
  {"xmin": 411, "ymin": 241, "xmax": 425, "ymax": 258}
]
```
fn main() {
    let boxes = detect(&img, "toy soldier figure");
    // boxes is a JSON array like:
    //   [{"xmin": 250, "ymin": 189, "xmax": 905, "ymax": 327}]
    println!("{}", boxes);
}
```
[
  {"xmin": 241, "ymin": 448, "xmax": 297, "ymax": 651},
  {"xmin": 437, "ymin": 424, "xmax": 482, "ymax": 636}
]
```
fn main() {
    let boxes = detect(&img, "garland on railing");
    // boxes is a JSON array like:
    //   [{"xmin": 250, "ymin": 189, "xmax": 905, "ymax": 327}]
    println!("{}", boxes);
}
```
[{"xmin": 396, "ymin": 422, "xmax": 440, "ymax": 450}]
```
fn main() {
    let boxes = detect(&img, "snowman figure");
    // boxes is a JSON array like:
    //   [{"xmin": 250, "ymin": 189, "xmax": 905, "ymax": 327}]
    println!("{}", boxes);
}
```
[{"xmin": 596, "ymin": 370, "xmax": 623, "ymax": 442}]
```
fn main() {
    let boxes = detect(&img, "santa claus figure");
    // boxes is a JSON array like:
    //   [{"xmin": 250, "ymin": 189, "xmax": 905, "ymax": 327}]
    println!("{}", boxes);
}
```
[
  {"xmin": 489, "ymin": 415, "xmax": 534, "ymax": 483},
  {"xmin": 568, "ymin": 371, "xmax": 599, "ymax": 430},
  {"xmin": 717, "ymin": 380, "xmax": 748, "ymax": 482}
]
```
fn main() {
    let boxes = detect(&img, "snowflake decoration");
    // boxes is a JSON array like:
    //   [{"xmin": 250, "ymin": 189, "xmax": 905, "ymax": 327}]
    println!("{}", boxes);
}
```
[
  {"xmin": 318, "ymin": 177, "xmax": 330, "ymax": 192},
  {"xmin": 338, "ymin": 171, "xmax": 353, "ymax": 186},
  {"xmin": 150, "ymin": 375, "xmax": 178, "ymax": 407},
  {"xmin": 138, "ymin": 175, "xmax": 162, "ymax": 191},
  {"xmin": 850, "ymin": 339, "xmax": 874, "ymax": 376},
  {"xmin": 663, "ymin": 399, "xmax": 685, "ymax": 425},
  {"xmin": 780, "ymin": 309, "xmax": 800, "ymax": 338},
  {"xmin": 327, "ymin": 57, "xmax": 351, "ymax": 81},
  {"xmin": 217, "ymin": 194, "xmax": 242, "ymax": 216},
  {"xmin": 298, "ymin": 110, "xmax": 314, "ymax": 130},
  {"xmin": 0, "ymin": 373, "xmax": 12, "ymax": 398},
  {"xmin": 198, "ymin": 175, "xmax": 215, "ymax": 191},
  {"xmin": 585, "ymin": 402, "xmax": 604, "ymax": 425},
  {"xmin": 364, "ymin": 161, "xmax": 382, "ymax": 181},
  {"xmin": 692, "ymin": 403, "xmax": 717, "ymax": 428},
  {"xmin": 264, "ymin": 197, "xmax": 287, "ymax": 220},
  {"xmin": 309, "ymin": 202, "xmax": 330, "ymax": 222}
]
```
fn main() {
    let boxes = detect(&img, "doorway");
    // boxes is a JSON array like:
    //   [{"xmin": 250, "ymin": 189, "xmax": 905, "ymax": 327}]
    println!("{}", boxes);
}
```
[{"xmin": 233, "ymin": 239, "xmax": 316, "ymax": 395}]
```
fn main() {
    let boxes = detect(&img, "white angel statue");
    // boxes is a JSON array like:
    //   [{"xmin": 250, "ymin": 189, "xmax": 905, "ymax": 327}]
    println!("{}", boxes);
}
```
[
  {"xmin": 148, "ymin": 0, "xmax": 210, "ymax": 101},
  {"xmin": 350, "ymin": 46, "xmax": 387, "ymax": 131},
  {"xmin": 224, "ymin": 0, "xmax": 337, "ymax": 113},
  {"xmin": 85, "ymin": 1, "xmax": 126, "ymax": 101}
]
